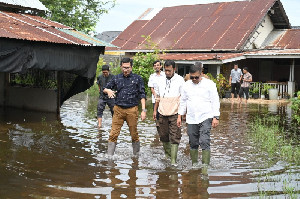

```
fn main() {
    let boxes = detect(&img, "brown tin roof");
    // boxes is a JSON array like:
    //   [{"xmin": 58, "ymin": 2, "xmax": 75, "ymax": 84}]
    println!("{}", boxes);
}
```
[
  {"xmin": 159, "ymin": 52, "xmax": 244, "ymax": 61},
  {"xmin": 0, "ymin": 11, "xmax": 97, "ymax": 46},
  {"xmin": 265, "ymin": 29, "xmax": 300, "ymax": 49},
  {"xmin": 112, "ymin": 0, "xmax": 281, "ymax": 51}
]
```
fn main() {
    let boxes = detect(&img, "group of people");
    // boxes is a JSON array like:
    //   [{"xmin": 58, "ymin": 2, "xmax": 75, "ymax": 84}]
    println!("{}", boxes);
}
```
[
  {"xmin": 96, "ymin": 57, "xmax": 220, "ymax": 168},
  {"xmin": 229, "ymin": 63, "xmax": 253, "ymax": 104}
]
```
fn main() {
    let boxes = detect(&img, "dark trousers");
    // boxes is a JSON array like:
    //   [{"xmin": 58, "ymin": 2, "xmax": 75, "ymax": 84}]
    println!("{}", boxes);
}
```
[
  {"xmin": 187, "ymin": 118, "xmax": 212, "ymax": 150},
  {"xmin": 158, "ymin": 114, "xmax": 181, "ymax": 144},
  {"xmin": 239, "ymin": 87, "xmax": 250, "ymax": 99},
  {"xmin": 97, "ymin": 98, "xmax": 115, "ymax": 118},
  {"xmin": 231, "ymin": 82, "xmax": 240, "ymax": 95}
]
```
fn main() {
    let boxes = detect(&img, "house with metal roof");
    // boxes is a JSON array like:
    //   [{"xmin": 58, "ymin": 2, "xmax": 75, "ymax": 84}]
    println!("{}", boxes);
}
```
[
  {"xmin": 0, "ymin": 0, "xmax": 114, "ymax": 113},
  {"xmin": 108, "ymin": 0, "xmax": 299, "ymax": 97}
]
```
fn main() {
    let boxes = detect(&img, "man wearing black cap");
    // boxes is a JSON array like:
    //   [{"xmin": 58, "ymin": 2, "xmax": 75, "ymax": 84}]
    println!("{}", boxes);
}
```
[{"xmin": 96, "ymin": 65, "xmax": 115, "ymax": 129}]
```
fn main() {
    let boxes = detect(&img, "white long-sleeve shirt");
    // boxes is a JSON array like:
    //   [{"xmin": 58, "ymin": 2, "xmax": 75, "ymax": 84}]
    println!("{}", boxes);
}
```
[{"xmin": 178, "ymin": 78, "xmax": 220, "ymax": 124}]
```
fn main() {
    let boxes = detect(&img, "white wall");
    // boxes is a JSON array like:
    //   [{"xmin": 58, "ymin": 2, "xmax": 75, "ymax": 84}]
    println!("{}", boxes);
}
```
[
  {"xmin": 245, "ymin": 15, "xmax": 274, "ymax": 49},
  {"xmin": 5, "ymin": 86, "xmax": 58, "ymax": 113}
]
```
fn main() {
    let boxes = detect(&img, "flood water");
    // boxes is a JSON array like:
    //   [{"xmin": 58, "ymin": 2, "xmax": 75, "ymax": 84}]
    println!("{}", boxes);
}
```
[{"xmin": 0, "ymin": 93, "xmax": 299, "ymax": 198}]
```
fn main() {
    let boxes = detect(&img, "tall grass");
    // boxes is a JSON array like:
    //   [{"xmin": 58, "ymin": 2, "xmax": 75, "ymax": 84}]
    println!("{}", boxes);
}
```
[{"xmin": 249, "ymin": 116, "xmax": 300, "ymax": 165}]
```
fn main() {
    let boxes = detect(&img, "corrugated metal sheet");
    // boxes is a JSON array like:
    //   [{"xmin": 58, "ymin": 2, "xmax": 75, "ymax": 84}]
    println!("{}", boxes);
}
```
[
  {"xmin": 112, "ymin": 0, "xmax": 277, "ymax": 51},
  {"xmin": 0, "ymin": 0, "xmax": 47, "ymax": 11},
  {"xmin": 245, "ymin": 49, "xmax": 300, "ymax": 56},
  {"xmin": 59, "ymin": 29, "xmax": 117, "ymax": 47},
  {"xmin": 159, "ymin": 53, "xmax": 244, "ymax": 61},
  {"xmin": 265, "ymin": 29, "xmax": 300, "ymax": 49},
  {"xmin": 0, "ymin": 11, "xmax": 111, "ymax": 46}
]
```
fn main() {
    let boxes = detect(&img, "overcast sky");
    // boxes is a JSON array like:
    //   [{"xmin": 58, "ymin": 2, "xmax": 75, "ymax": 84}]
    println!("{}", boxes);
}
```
[{"xmin": 95, "ymin": 0, "xmax": 300, "ymax": 33}]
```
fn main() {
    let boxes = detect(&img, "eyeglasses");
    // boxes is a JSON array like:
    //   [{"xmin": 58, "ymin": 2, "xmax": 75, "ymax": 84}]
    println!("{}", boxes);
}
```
[{"xmin": 190, "ymin": 76, "xmax": 200, "ymax": 80}]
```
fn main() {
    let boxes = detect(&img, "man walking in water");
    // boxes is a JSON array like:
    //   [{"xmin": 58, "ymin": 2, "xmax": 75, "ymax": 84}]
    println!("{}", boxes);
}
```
[
  {"xmin": 153, "ymin": 60, "xmax": 184, "ymax": 166},
  {"xmin": 229, "ymin": 63, "xmax": 242, "ymax": 102},
  {"xmin": 148, "ymin": 60, "xmax": 165, "ymax": 130},
  {"xmin": 96, "ymin": 65, "xmax": 115, "ymax": 129},
  {"xmin": 177, "ymin": 62, "xmax": 220, "ymax": 170},
  {"xmin": 104, "ymin": 58, "xmax": 147, "ymax": 157}
]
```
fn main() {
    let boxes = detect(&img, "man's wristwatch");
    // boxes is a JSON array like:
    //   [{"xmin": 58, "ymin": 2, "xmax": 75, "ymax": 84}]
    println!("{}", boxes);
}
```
[
  {"xmin": 214, "ymin": 116, "xmax": 219, "ymax": 120},
  {"xmin": 142, "ymin": 109, "xmax": 147, "ymax": 112}
]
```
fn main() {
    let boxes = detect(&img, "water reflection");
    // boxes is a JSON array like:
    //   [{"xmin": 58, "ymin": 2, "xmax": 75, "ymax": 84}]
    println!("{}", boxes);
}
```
[{"xmin": 0, "ymin": 94, "xmax": 299, "ymax": 198}]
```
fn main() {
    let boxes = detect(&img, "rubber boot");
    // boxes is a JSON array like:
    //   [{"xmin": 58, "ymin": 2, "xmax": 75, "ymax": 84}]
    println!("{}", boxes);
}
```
[
  {"xmin": 132, "ymin": 141, "xmax": 140, "ymax": 156},
  {"xmin": 190, "ymin": 149, "xmax": 199, "ymax": 167},
  {"xmin": 162, "ymin": 142, "xmax": 171, "ymax": 158},
  {"xmin": 171, "ymin": 144, "xmax": 179, "ymax": 166},
  {"xmin": 107, "ymin": 142, "xmax": 116, "ymax": 158},
  {"xmin": 202, "ymin": 150, "xmax": 210, "ymax": 165},
  {"xmin": 201, "ymin": 150, "xmax": 211, "ymax": 175}
]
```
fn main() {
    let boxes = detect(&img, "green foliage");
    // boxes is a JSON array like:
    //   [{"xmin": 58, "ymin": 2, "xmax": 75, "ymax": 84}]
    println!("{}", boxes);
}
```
[
  {"xmin": 250, "ymin": 82, "xmax": 260, "ymax": 94},
  {"xmin": 262, "ymin": 84, "xmax": 275, "ymax": 94},
  {"xmin": 132, "ymin": 52, "xmax": 158, "ymax": 95},
  {"xmin": 291, "ymin": 91, "xmax": 300, "ymax": 124},
  {"xmin": 249, "ymin": 116, "xmax": 300, "ymax": 164},
  {"xmin": 39, "ymin": 0, "xmax": 116, "ymax": 33},
  {"xmin": 206, "ymin": 73, "xmax": 230, "ymax": 98}
]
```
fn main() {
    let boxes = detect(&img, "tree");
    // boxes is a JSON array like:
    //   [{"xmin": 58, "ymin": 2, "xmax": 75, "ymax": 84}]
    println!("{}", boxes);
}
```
[{"xmin": 39, "ymin": 0, "xmax": 116, "ymax": 33}]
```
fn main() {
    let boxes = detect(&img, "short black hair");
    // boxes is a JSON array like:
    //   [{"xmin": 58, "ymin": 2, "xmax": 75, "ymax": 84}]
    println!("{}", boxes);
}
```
[
  {"xmin": 190, "ymin": 63, "xmax": 202, "ymax": 74},
  {"xmin": 120, "ymin": 57, "xmax": 133, "ymax": 67},
  {"xmin": 102, "ymin": 65, "xmax": 110, "ymax": 71},
  {"xmin": 243, "ymin": 67, "xmax": 248, "ymax": 71},
  {"xmin": 164, "ymin": 60, "xmax": 176, "ymax": 68},
  {"xmin": 153, "ymin": 60, "xmax": 161, "ymax": 66}
]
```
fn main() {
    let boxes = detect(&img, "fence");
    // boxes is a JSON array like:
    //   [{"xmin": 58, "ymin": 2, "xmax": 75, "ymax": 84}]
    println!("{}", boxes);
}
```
[{"xmin": 250, "ymin": 82, "xmax": 289, "ymax": 98}]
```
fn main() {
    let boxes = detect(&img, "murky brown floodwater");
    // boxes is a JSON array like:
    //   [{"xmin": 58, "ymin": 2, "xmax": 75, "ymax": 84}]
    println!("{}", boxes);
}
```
[{"xmin": 0, "ymin": 93, "xmax": 299, "ymax": 198}]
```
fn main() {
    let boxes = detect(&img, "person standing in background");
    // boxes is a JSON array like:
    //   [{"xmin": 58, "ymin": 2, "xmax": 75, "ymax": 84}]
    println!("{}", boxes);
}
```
[
  {"xmin": 96, "ymin": 65, "xmax": 115, "ymax": 129},
  {"xmin": 148, "ymin": 60, "xmax": 165, "ymax": 131},
  {"xmin": 239, "ymin": 67, "xmax": 252, "ymax": 105},
  {"xmin": 229, "ymin": 64, "xmax": 242, "ymax": 103}
]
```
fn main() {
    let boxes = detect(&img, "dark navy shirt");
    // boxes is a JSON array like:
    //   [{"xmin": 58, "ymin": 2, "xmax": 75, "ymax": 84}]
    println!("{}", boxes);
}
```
[
  {"xmin": 97, "ymin": 74, "xmax": 114, "ymax": 99},
  {"xmin": 104, "ymin": 72, "xmax": 146, "ymax": 108}
]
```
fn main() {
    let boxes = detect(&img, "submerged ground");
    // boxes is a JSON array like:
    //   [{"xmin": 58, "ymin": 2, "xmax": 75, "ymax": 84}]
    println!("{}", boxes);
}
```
[{"xmin": 0, "ymin": 93, "xmax": 299, "ymax": 198}]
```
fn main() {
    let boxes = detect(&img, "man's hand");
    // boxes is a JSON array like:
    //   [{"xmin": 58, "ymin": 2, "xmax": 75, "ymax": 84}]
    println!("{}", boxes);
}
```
[
  {"xmin": 105, "ymin": 89, "xmax": 115, "ymax": 98},
  {"xmin": 212, "ymin": 118, "xmax": 219, "ymax": 128},
  {"xmin": 141, "ymin": 111, "xmax": 146, "ymax": 121},
  {"xmin": 153, "ymin": 110, "xmax": 157, "ymax": 121},
  {"xmin": 177, "ymin": 115, "xmax": 182, "ymax": 128}
]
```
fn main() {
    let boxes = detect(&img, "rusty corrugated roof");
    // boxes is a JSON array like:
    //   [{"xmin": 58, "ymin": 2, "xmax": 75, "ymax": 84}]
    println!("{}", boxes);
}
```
[
  {"xmin": 0, "ymin": 0, "xmax": 47, "ymax": 11},
  {"xmin": 0, "ymin": 11, "xmax": 110, "ymax": 46},
  {"xmin": 159, "ymin": 53, "xmax": 244, "ymax": 61},
  {"xmin": 112, "ymin": 0, "xmax": 277, "ymax": 51},
  {"xmin": 265, "ymin": 29, "xmax": 300, "ymax": 49},
  {"xmin": 245, "ymin": 49, "xmax": 300, "ymax": 56}
]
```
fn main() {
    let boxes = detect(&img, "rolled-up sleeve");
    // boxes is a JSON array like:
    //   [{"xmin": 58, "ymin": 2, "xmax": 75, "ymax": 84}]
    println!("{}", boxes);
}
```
[
  {"xmin": 178, "ymin": 84, "xmax": 187, "ymax": 115},
  {"xmin": 138, "ymin": 76, "xmax": 146, "ymax": 99},
  {"xmin": 209, "ymin": 82, "xmax": 220, "ymax": 117}
]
